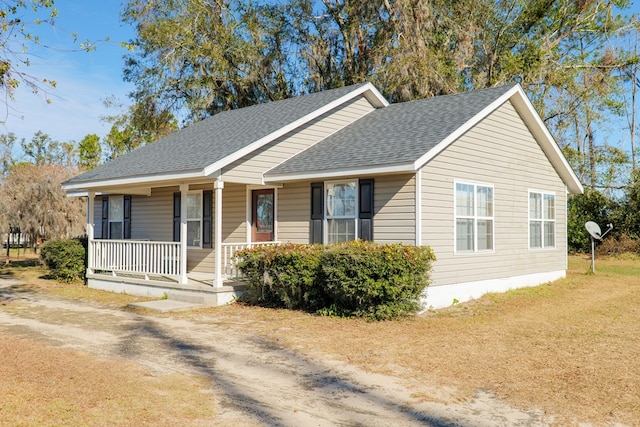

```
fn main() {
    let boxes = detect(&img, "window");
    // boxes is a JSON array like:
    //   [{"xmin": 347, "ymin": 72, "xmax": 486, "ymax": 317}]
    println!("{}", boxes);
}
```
[
  {"xmin": 173, "ymin": 190, "xmax": 212, "ymax": 248},
  {"xmin": 101, "ymin": 195, "xmax": 130, "ymax": 240},
  {"xmin": 455, "ymin": 182, "xmax": 494, "ymax": 252},
  {"xmin": 529, "ymin": 191, "xmax": 555, "ymax": 249},
  {"xmin": 187, "ymin": 192, "xmax": 202, "ymax": 247},
  {"xmin": 109, "ymin": 196, "xmax": 124, "ymax": 239},
  {"xmin": 326, "ymin": 181, "xmax": 357, "ymax": 244},
  {"xmin": 310, "ymin": 179, "xmax": 374, "ymax": 244}
]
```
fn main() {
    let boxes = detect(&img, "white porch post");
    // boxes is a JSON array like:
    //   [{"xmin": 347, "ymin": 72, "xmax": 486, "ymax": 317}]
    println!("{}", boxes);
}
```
[
  {"xmin": 86, "ymin": 191, "xmax": 95, "ymax": 275},
  {"xmin": 415, "ymin": 169, "xmax": 422, "ymax": 246},
  {"xmin": 214, "ymin": 179, "xmax": 224, "ymax": 288},
  {"xmin": 179, "ymin": 184, "xmax": 188, "ymax": 284}
]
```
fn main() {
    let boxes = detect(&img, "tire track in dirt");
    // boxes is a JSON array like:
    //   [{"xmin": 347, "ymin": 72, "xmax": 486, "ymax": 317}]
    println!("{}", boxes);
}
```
[{"xmin": 0, "ymin": 282, "xmax": 551, "ymax": 426}]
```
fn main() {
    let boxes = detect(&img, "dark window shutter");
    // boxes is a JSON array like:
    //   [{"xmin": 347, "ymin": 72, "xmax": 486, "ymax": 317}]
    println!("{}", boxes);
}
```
[
  {"xmin": 101, "ymin": 197, "xmax": 109, "ymax": 239},
  {"xmin": 173, "ymin": 192, "xmax": 181, "ymax": 242},
  {"xmin": 202, "ymin": 190, "xmax": 213, "ymax": 248},
  {"xmin": 123, "ymin": 195, "xmax": 132, "ymax": 239},
  {"xmin": 358, "ymin": 179, "xmax": 374, "ymax": 241},
  {"xmin": 310, "ymin": 182, "xmax": 324, "ymax": 244}
]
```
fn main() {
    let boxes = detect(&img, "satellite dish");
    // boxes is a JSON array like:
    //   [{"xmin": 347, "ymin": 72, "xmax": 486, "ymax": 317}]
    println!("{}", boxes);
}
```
[
  {"xmin": 585, "ymin": 221, "xmax": 613, "ymax": 273},
  {"xmin": 585, "ymin": 221, "xmax": 602, "ymax": 240}
]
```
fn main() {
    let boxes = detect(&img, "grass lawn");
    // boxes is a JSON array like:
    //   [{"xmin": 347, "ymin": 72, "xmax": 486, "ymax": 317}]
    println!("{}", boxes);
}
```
[
  {"xmin": 0, "ymin": 338, "xmax": 215, "ymax": 426},
  {"xmin": 1, "ymin": 254, "xmax": 638, "ymax": 425},
  {"xmin": 205, "ymin": 254, "xmax": 640, "ymax": 426}
]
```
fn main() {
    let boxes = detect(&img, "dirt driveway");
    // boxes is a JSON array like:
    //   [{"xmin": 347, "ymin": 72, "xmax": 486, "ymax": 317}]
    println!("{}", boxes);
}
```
[{"xmin": 0, "ymin": 277, "xmax": 551, "ymax": 426}]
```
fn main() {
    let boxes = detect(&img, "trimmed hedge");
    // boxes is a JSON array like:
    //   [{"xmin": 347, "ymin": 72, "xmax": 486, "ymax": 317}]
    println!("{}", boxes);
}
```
[
  {"xmin": 236, "ymin": 241, "xmax": 435, "ymax": 320},
  {"xmin": 39, "ymin": 238, "xmax": 86, "ymax": 282},
  {"xmin": 320, "ymin": 241, "xmax": 435, "ymax": 319},
  {"xmin": 236, "ymin": 243, "xmax": 325, "ymax": 310}
]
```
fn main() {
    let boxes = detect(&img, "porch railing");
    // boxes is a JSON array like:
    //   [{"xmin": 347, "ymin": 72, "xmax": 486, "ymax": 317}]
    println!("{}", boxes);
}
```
[
  {"xmin": 89, "ymin": 239, "xmax": 182, "ymax": 279},
  {"xmin": 88, "ymin": 239, "xmax": 278, "ymax": 282},
  {"xmin": 222, "ymin": 241, "xmax": 279, "ymax": 278}
]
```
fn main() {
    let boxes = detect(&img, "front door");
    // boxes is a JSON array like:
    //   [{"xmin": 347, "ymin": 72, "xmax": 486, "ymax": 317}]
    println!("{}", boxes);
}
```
[{"xmin": 252, "ymin": 189, "xmax": 274, "ymax": 242}]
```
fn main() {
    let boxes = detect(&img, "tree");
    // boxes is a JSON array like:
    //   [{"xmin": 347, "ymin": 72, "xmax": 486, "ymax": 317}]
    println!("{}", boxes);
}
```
[
  {"xmin": 0, "ymin": 132, "xmax": 17, "ymax": 175},
  {"xmin": 121, "ymin": 0, "xmax": 635, "ymax": 118},
  {"xmin": 77, "ymin": 133, "xmax": 101, "ymax": 169},
  {"xmin": 20, "ymin": 130, "xmax": 65, "ymax": 165},
  {"xmin": 121, "ymin": 0, "xmax": 294, "ymax": 121},
  {"xmin": 567, "ymin": 189, "xmax": 617, "ymax": 253},
  {"xmin": 119, "ymin": 0, "xmax": 639, "ymax": 194},
  {"xmin": 619, "ymin": 21, "xmax": 640, "ymax": 176},
  {"xmin": 0, "ymin": 163, "xmax": 85, "ymax": 249},
  {"xmin": 102, "ymin": 96, "xmax": 177, "ymax": 159},
  {"xmin": 0, "ymin": 1, "xmax": 59, "ymax": 115},
  {"xmin": 284, "ymin": 0, "xmax": 394, "ymax": 92},
  {"xmin": 615, "ymin": 169, "xmax": 640, "ymax": 238}
]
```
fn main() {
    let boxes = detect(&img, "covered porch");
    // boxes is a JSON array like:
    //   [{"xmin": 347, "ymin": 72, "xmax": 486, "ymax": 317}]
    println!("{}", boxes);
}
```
[
  {"xmin": 85, "ymin": 239, "xmax": 277, "ymax": 306},
  {"xmin": 82, "ymin": 177, "xmax": 280, "ymax": 306}
]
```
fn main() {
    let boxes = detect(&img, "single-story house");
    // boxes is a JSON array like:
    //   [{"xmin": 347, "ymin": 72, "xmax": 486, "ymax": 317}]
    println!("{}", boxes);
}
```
[{"xmin": 62, "ymin": 82, "xmax": 583, "ymax": 308}]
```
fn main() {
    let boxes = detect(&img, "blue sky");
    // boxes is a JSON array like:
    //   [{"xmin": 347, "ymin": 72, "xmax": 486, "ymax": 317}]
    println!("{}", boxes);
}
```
[{"xmin": 1, "ymin": 1, "xmax": 135, "ymax": 144}]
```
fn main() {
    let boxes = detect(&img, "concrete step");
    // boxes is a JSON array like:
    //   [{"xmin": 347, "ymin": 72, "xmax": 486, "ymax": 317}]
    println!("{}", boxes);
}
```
[
  {"xmin": 129, "ymin": 286, "xmax": 245, "ymax": 312},
  {"xmin": 129, "ymin": 299, "xmax": 203, "ymax": 313},
  {"xmin": 168, "ymin": 291, "xmax": 218, "ymax": 305},
  {"xmin": 168, "ymin": 285, "xmax": 245, "ymax": 306}
]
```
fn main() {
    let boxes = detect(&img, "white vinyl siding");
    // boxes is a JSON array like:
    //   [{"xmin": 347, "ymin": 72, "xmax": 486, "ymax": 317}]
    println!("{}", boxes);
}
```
[
  {"xmin": 529, "ymin": 191, "xmax": 555, "ymax": 249},
  {"xmin": 223, "ymin": 183, "xmax": 247, "ymax": 243},
  {"xmin": 374, "ymin": 174, "xmax": 415, "ymax": 244},
  {"xmin": 277, "ymin": 181, "xmax": 311, "ymax": 244},
  {"xmin": 129, "ymin": 188, "xmax": 173, "ymax": 241},
  {"xmin": 421, "ymin": 99, "xmax": 568, "ymax": 287},
  {"xmin": 222, "ymin": 96, "xmax": 375, "ymax": 184}
]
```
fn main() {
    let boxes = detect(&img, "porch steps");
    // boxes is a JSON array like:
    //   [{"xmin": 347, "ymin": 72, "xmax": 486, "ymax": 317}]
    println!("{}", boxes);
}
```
[
  {"xmin": 167, "ymin": 290, "xmax": 220, "ymax": 306},
  {"xmin": 127, "ymin": 284, "xmax": 247, "ymax": 312}
]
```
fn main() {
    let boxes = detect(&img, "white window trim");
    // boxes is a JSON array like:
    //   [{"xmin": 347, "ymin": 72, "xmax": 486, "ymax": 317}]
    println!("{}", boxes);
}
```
[
  {"xmin": 187, "ymin": 190, "xmax": 203, "ymax": 248},
  {"xmin": 454, "ymin": 181, "xmax": 495, "ymax": 254},
  {"xmin": 108, "ymin": 195, "xmax": 124, "ymax": 240},
  {"xmin": 528, "ymin": 190, "xmax": 556, "ymax": 250},
  {"xmin": 324, "ymin": 179, "xmax": 359, "ymax": 244}
]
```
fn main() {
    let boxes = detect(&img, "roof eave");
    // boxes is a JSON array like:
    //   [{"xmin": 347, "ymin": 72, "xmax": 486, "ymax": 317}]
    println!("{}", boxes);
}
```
[
  {"xmin": 413, "ymin": 84, "xmax": 583, "ymax": 195},
  {"xmin": 61, "ymin": 169, "xmax": 207, "ymax": 192},
  {"xmin": 203, "ymin": 82, "xmax": 388, "ymax": 176},
  {"xmin": 509, "ymin": 88, "xmax": 584, "ymax": 194},
  {"xmin": 63, "ymin": 83, "xmax": 388, "ymax": 189},
  {"xmin": 264, "ymin": 163, "xmax": 415, "ymax": 183}
]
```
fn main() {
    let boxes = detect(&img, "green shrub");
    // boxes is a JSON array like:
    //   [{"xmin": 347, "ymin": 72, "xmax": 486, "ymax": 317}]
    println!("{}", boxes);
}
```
[
  {"xmin": 236, "ymin": 243, "xmax": 325, "ymax": 309},
  {"xmin": 39, "ymin": 238, "xmax": 86, "ymax": 282},
  {"xmin": 236, "ymin": 241, "xmax": 435, "ymax": 320},
  {"xmin": 320, "ymin": 241, "xmax": 435, "ymax": 320},
  {"xmin": 235, "ymin": 245, "xmax": 276, "ymax": 304}
]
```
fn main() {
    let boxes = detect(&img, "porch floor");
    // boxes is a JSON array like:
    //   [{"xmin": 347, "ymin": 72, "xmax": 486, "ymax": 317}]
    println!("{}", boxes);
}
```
[
  {"xmin": 89, "ymin": 270, "xmax": 243, "ymax": 290},
  {"xmin": 87, "ymin": 270, "xmax": 247, "ymax": 310}
]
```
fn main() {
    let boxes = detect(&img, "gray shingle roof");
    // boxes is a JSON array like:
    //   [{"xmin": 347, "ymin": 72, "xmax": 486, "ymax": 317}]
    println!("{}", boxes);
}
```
[
  {"xmin": 266, "ymin": 84, "xmax": 516, "ymax": 177},
  {"xmin": 64, "ymin": 83, "xmax": 370, "ymax": 186}
]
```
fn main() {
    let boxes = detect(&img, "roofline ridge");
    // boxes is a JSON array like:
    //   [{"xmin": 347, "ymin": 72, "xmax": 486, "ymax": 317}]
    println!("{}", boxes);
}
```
[{"xmin": 202, "ymin": 83, "xmax": 388, "ymax": 176}]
